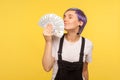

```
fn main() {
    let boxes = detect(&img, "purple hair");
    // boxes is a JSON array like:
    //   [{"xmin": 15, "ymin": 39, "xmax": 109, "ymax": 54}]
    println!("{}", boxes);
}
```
[{"xmin": 64, "ymin": 8, "xmax": 87, "ymax": 34}]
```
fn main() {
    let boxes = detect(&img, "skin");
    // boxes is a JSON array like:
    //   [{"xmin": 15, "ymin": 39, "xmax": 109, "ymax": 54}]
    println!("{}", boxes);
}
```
[{"xmin": 42, "ymin": 10, "xmax": 89, "ymax": 80}]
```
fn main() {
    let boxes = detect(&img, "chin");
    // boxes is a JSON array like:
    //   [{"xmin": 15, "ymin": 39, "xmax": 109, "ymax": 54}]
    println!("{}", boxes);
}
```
[
  {"xmin": 64, "ymin": 26, "xmax": 70, "ymax": 29},
  {"xmin": 64, "ymin": 27, "xmax": 69, "ymax": 30},
  {"xmin": 64, "ymin": 28, "xmax": 71, "ymax": 32}
]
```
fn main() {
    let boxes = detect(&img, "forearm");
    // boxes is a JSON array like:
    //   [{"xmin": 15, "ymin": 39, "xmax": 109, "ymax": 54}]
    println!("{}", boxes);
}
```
[
  {"xmin": 83, "ymin": 70, "xmax": 88, "ymax": 80},
  {"xmin": 42, "ymin": 41, "xmax": 54, "ymax": 72},
  {"xmin": 82, "ymin": 62, "xmax": 89, "ymax": 80}
]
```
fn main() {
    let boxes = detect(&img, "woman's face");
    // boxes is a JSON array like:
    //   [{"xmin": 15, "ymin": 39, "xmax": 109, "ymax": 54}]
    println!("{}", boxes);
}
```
[{"xmin": 63, "ymin": 10, "xmax": 80, "ymax": 31}]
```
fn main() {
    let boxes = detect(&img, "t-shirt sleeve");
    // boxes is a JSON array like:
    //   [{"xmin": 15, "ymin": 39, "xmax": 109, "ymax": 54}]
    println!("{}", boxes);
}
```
[
  {"xmin": 85, "ymin": 40, "xmax": 93, "ymax": 63},
  {"xmin": 52, "ymin": 36, "xmax": 60, "ymax": 58},
  {"xmin": 52, "ymin": 42, "xmax": 56, "ymax": 58}
]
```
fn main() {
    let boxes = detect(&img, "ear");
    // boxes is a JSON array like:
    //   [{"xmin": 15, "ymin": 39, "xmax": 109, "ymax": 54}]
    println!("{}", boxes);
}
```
[{"xmin": 78, "ymin": 21, "xmax": 83, "ymax": 27}]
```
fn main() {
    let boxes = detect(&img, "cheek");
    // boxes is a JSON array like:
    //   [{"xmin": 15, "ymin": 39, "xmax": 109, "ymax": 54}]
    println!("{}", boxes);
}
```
[
  {"xmin": 64, "ymin": 22, "xmax": 78, "ymax": 30},
  {"xmin": 64, "ymin": 20, "xmax": 79, "ymax": 29},
  {"xmin": 70, "ymin": 21, "xmax": 79, "ymax": 27}
]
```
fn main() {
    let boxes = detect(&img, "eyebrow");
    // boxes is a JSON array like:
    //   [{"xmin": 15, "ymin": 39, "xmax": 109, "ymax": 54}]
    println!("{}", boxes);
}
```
[{"xmin": 64, "ymin": 14, "xmax": 74, "ymax": 17}]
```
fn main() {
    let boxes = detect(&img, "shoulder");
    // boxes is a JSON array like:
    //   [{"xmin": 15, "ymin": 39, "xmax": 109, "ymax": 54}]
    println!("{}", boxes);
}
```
[
  {"xmin": 52, "ymin": 36, "xmax": 61, "ymax": 45},
  {"xmin": 83, "ymin": 37, "xmax": 93, "ymax": 48},
  {"xmin": 85, "ymin": 38, "xmax": 93, "ymax": 46},
  {"xmin": 53, "ymin": 36, "xmax": 60, "ymax": 41}
]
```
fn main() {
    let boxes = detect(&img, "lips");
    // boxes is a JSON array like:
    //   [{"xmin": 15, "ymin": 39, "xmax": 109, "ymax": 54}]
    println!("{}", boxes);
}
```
[
  {"xmin": 64, "ymin": 22, "xmax": 68, "ymax": 24},
  {"xmin": 64, "ymin": 23, "xmax": 67, "ymax": 26}
]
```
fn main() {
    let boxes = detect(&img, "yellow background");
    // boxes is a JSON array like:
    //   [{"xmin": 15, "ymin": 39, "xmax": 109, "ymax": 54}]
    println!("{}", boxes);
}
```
[{"xmin": 0, "ymin": 0, "xmax": 120, "ymax": 80}]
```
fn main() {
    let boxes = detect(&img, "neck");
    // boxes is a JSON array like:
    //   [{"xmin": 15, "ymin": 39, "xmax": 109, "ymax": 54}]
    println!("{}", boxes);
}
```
[{"xmin": 65, "ymin": 32, "xmax": 80, "ymax": 42}]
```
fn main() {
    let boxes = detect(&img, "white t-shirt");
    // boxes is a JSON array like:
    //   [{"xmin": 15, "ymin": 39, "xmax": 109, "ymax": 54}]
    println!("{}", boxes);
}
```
[{"xmin": 51, "ymin": 36, "xmax": 93, "ymax": 80}]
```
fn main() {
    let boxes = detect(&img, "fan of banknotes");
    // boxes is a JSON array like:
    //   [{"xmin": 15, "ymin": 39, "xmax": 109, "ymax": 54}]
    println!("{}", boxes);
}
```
[{"xmin": 38, "ymin": 14, "xmax": 64, "ymax": 38}]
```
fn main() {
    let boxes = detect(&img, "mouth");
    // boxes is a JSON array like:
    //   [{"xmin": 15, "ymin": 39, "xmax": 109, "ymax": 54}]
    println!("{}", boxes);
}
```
[
  {"xmin": 64, "ymin": 22, "xmax": 68, "ymax": 25},
  {"xmin": 64, "ymin": 23, "xmax": 67, "ymax": 26}
]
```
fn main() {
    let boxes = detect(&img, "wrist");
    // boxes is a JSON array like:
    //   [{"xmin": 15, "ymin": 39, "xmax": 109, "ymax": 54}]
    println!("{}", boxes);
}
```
[{"xmin": 46, "ymin": 40, "xmax": 52, "ymax": 44}]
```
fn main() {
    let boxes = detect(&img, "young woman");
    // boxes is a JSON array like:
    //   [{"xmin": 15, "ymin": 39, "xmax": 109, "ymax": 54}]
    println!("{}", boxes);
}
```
[{"xmin": 42, "ymin": 8, "xmax": 93, "ymax": 80}]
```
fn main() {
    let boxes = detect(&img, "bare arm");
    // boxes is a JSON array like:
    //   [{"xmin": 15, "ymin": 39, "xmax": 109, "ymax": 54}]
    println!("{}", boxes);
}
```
[
  {"xmin": 42, "ymin": 24, "xmax": 55, "ymax": 72},
  {"xmin": 82, "ymin": 62, "xmax": 89, "ymax": 80}
]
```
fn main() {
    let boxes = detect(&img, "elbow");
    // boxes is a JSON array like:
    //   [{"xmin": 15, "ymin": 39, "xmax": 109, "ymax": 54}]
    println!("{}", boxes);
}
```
[
  {"xmin": 44, "ymin": 68, "xmax": 51, "ymax": 72},
  {"xmin": 42, "ymin": 62, "xmax": 52, "ymax": 72},
  {"xmin": 42, "ymin": 57, "xmax": 55, "ymax": 72},
  {"xmin": 43, "ymin": 67, "xmax": 51, "ymax": 72}
]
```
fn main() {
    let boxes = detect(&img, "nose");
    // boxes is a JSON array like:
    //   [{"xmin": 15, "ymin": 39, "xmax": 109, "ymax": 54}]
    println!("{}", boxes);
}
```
[{"xmin": 63, "ymin": 17, "xmax": 67, "ymax": 23}]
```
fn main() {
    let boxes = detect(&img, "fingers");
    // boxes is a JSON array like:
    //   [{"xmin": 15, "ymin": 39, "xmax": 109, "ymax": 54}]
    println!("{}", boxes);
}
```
[
  {"xmin": 43, "ymin": 23, "xmax": 53, "ymax": 36},
  {"xmin": 46, "ymin": 24, "xmax": 53, "ymax": 30}
]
